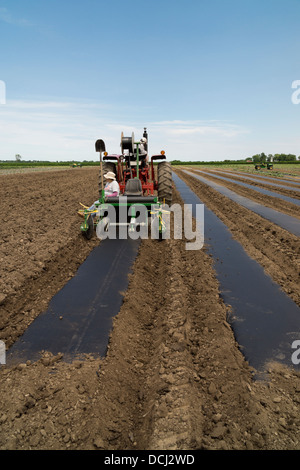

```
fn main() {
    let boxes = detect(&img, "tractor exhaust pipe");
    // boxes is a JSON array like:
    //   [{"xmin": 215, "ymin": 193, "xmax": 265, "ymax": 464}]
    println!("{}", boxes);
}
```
[{"xmin": 143, "ymin": 127, "xmax": 148, "ymax": 152}]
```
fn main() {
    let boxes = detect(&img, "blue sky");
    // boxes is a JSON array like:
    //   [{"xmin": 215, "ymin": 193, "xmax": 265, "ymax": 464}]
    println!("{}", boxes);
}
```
[{"xmin": 0, "ymin": 0, "xmax": 300, "ymax": 161}]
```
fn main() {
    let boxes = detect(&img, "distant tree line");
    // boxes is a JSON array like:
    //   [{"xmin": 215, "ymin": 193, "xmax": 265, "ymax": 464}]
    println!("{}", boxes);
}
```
[
  {"xmin": 251, "ymin": 153, "xmax": 299, "ymax": 163},
  {"xmin": 0, "ymin": 160, "xmax": 99, "ymax": 167},
  {"xmin": 1, "ymin": 155, "xmax": 299, "ymax": 168},
  {"xmin": 171, "ymin": 154, "xmax": 300, "ymax": 165}
]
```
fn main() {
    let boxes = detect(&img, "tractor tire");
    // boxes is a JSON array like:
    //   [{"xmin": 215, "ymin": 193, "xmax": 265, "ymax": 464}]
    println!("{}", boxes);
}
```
[
  {"xmin": 99, "ymin": 162, "xmax": 117, "ymax": 196},
  {"xmin": 157, "ymin": 161, "xmax": 172, "ymax": 206}
]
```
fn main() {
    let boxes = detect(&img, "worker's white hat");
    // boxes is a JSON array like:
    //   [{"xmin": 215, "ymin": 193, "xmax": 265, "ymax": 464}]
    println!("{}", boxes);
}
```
[{"xmin": 104, "ymin": 171, "xmax": 116, "ymax": 180}]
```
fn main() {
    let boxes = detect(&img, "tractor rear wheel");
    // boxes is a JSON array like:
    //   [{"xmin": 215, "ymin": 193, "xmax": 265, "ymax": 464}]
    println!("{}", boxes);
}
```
[
  {"xmin": 157, "ymin": 161, "xmax": 172, "ymax": 206},
  {"xmin": 99, "ymin": 162, "xmax": 117, "ymax": 197}
]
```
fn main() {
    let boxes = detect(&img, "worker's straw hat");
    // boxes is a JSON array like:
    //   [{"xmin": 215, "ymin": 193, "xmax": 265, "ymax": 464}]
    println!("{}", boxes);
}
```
[{"xmin": 104, "ymin": 171, "xmax": 116, "ymax": 180}]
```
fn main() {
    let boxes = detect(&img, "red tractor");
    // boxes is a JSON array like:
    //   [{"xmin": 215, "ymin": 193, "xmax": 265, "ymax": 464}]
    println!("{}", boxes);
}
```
[{"xmin": 98, "ymin": 128, "xmax": 173, "ymax": 206}]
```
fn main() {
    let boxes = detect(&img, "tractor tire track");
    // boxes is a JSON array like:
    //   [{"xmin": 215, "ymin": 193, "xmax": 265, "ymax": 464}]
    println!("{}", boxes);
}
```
[{"xmin": 93, "ymin": 187, "xmax": 271, "ymax": 451}]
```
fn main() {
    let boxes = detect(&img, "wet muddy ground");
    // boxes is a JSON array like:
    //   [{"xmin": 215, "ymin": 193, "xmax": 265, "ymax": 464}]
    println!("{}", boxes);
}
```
[{"xmin": 0, "ymin": 166, "xmax": 299, "ymax": 450}]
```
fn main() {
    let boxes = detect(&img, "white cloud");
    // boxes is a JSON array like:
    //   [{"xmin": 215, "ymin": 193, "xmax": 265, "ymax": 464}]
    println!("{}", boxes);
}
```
[
  {"xmin": 0, "ymin": 99, "xmax": 252, "ymax": 161},
  {"xmin": 145, "ymin": 120, "xmax": 251, "ymax": 160},
  {"xmin": 0, "ymin": 99, "xmax": 122, "ymax": 160},
  {"xmin": 150, "ymin": 119, "xmax": 249, "ymax": 137},
  {"xmin": 0, "ymin": 7, "xmax": 33, "ymax": 27}
]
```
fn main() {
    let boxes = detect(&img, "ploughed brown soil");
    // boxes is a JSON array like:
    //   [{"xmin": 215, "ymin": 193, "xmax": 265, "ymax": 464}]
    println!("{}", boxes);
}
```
[
  {"xmin": 0, "ymin": 167, "xmax": 299, "ymax": 450},
  {"xmin": 213, "ymin": 166, "xmax": 300, "ymax": 183},
  {"xmin": 186, "ymin": 167, "xmax": 300, "ymax": 219},
  {"xmin": 177, "ymin": 168, "xmax": 300, "ymax": 308},
  {"xmin": 209, "ymin": 167, "xmax": 300, "ymax": 188}
]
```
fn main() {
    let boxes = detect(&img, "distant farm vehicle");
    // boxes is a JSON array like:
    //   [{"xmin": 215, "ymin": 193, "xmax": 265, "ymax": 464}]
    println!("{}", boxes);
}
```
[
  {"xmin": 79, "ymin": 128, "xmax": 173, "ymax": 240},
  {"xmin": 71, "ymin": 162, "xmax": 82, "ymax": 168},
  {"xmin": 254, "ymin": 161, "xmax": 273, "ymax": 170}
]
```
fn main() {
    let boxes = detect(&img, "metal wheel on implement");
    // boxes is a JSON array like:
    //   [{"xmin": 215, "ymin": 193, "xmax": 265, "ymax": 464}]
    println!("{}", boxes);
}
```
[{"xmin": 82, "ymin": 215, "xmax": 94, "ymax": 240}]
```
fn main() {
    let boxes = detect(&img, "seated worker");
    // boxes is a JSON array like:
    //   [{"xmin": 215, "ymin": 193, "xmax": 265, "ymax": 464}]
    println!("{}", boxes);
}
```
[
  {"xmin": 103, "ymin": 171, "xmax": 120, "ymax": 197},
  {"xmin": 78, "ymin": 171, "xmax": 120, "ymax": 218},
  {"xmin": 139, "ymin": 137, "xmax": 148, "ymax": 169}
]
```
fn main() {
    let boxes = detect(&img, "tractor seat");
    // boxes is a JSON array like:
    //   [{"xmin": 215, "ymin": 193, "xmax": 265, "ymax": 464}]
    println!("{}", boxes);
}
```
[{"xmin": 124, "ymin": 178, "xmax": 143, "ymax": 196}]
